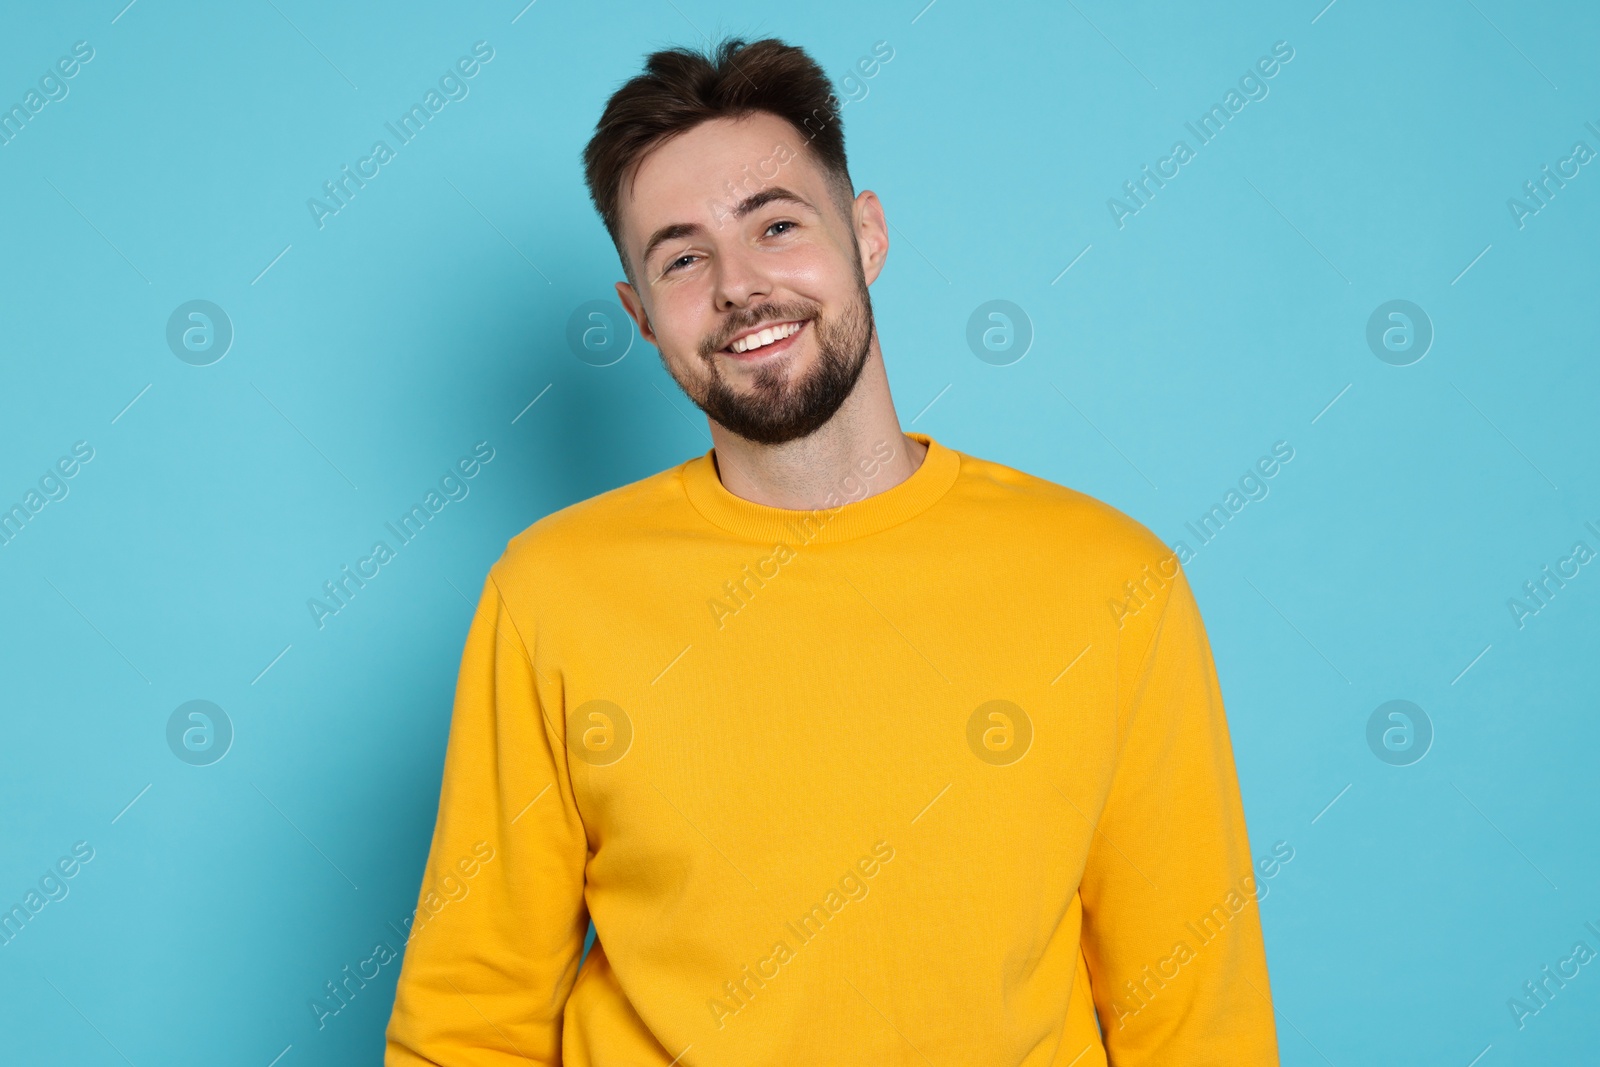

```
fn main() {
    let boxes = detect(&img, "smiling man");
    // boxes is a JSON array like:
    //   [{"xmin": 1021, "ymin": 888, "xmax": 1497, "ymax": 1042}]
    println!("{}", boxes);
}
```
[{"xmin": 385, "ymin": 36, "xmax": 1280, "ymax": 1067}]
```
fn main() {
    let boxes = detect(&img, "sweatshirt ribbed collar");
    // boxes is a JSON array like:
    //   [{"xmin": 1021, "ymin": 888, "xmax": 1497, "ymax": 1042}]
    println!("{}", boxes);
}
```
[{"xmin": 680, "ymin": 432, "xmax": 961, "ymax": 545}]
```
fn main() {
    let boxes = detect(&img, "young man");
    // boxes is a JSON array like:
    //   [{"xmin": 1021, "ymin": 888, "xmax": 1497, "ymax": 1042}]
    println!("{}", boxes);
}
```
[{"xmin": 386, "ymin": 36, "xmax": 1280, "ymax": 1066}]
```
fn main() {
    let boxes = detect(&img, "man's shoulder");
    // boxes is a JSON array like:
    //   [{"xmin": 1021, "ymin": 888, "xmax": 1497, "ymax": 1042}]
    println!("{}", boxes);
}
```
[
  {"xmin": 952, "ymin": 447, "xmax": 1174, "ymax": 575},
  {"xmin": 491, "ymin": 455, "xmax": 694, "ymax": 580}
]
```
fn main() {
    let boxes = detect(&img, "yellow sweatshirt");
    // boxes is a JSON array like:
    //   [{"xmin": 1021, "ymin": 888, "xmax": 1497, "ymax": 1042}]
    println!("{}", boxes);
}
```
[{"xmin": 384, "ymin": 431, "xmax": 1280, "ymax": 1066}]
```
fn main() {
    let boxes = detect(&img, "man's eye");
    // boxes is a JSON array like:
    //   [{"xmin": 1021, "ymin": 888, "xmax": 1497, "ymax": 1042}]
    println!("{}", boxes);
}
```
[
  {"xmin": 766, "ymin": 220, "xmax": 796, "ymax": 237},
  {"xmin": 665, "ymin": 254, "xmax": 695, "ymax": 274}
]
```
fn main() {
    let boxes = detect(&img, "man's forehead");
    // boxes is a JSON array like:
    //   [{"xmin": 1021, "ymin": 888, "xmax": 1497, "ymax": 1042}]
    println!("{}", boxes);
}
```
[{"xmin": 621, "ymin": 113, "xmax": 817, "ymax": 241}]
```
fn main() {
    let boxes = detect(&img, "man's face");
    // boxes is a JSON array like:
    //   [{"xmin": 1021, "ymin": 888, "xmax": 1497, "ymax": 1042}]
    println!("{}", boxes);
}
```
[{"xmin": 613, "ymin": 111, "xmax": 886, "ymax": 446}]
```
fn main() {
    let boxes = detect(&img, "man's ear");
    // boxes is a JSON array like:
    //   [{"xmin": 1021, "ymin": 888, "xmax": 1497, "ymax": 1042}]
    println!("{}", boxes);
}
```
[
  {"xmin": 614, "ymin": 280, "xmax": 656, "ymax": 344},
  {"xmin": 851, "ymin": 189, "xmax": 889, "ymax": 286}
]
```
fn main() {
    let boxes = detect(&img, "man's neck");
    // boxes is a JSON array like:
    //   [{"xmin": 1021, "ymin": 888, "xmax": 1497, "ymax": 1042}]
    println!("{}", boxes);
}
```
[{"xmin": 706, "ymin": 351, "xmax": 926, "ymax": 511}]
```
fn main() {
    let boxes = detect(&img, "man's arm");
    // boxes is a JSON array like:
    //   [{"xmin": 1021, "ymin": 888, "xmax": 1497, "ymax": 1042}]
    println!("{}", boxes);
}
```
[
  {"xmin": 385, "ymin": 568, "xmax": 589, "ymax": 1065},
  {"xmin": 1078, "ymin": 561, "xmax": 1280, "ymax": 1064}
]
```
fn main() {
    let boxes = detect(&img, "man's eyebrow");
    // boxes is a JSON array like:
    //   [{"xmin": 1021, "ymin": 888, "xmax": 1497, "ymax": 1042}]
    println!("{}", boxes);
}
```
[
  {"xmin": 640, "ymin": 187, "xmax": 818, "ymax": 271},
  {"xmin": 733, "ymin": 186, "xmax": 816, "ymax": 220}
]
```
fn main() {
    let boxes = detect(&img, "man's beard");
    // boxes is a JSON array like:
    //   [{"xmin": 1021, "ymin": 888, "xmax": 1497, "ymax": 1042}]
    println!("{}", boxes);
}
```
[{"xmin": 675, "ymin": 268, "xmax": 875, "ymax": 446}]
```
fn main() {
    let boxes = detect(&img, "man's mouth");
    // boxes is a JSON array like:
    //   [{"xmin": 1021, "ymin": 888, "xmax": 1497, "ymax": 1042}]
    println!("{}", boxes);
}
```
[{"xmin": 722, "ymin": 319, "xmax": 807, "ymax": 357}]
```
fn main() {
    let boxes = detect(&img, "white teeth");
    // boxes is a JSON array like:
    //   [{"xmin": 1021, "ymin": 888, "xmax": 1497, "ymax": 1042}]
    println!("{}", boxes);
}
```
[{"xmin": 731, "ymin": 321, "xmax": 801, "ymax": 353}]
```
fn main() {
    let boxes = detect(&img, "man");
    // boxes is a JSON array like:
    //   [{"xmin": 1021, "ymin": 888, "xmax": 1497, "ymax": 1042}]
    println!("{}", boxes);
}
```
[{"xmin": 386, "ymin": 36, "xmax": 1280, "ymax": 1066}]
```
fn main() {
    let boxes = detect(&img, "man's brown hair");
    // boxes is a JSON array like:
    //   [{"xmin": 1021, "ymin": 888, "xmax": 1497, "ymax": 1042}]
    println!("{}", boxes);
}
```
[{"xmin": 581, "ymin": 36, "xmax": 855, "ymax": 282}]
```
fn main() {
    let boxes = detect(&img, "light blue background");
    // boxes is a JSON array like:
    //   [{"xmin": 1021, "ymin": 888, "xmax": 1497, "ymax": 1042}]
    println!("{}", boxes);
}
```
[{"xmin": 2, "ymin": 0, "xmax": 1597, "ymax": 1063}]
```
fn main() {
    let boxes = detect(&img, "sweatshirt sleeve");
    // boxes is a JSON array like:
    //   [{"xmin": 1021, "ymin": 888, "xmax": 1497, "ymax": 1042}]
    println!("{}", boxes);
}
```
[
  {"xmin": 385, "ymin": 568, "xmax": 590, "ymax": 1066},
  {"xmin": 1078, "ymin": 562, "xmax": 1280, "ymax": 1065}
]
